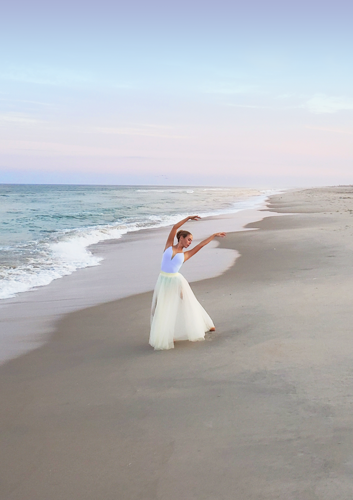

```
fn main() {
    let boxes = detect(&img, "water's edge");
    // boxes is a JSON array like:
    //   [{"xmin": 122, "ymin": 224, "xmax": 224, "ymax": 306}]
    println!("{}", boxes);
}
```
[{"xmin": 0, "ymin": 200, "xmax": 282, "ymax": 365}]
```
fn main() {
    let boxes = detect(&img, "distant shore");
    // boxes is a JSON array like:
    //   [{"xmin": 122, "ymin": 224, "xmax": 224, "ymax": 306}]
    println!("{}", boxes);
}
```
[{"xmin": 2, "ymin": 186, "xmax": 353, "ymax": 499}]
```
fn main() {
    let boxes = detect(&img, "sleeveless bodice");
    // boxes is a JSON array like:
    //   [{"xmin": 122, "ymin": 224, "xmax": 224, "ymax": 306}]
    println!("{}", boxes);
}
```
[{"xmin": 161, "ymin": 246, "xmax": 184, "ymax": 273}]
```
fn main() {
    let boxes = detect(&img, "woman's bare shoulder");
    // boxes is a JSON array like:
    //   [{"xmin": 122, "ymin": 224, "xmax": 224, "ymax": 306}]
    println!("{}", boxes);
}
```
[{"xmin": 163, "ymin": 244, "xmax": 173, "ymax": 252}]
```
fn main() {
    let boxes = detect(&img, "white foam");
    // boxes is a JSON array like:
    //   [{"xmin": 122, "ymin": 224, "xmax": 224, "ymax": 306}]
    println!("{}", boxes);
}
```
[
  {"xmin": 136, "ymin": 189, "xmax": 194, "ymax": 193},
  {"xmin": 0, "ymin": 190, "xmax": 280, "ymax": 300}
]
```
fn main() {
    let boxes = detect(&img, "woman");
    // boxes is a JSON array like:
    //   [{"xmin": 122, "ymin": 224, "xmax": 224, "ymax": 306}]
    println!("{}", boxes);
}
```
[{"xmin": 149, "ymin": 215, "xmax": 226, "ymax": 350}]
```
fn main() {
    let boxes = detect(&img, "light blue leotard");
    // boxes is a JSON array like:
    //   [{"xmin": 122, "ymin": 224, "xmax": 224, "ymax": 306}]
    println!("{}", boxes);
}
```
[{"xmin": 160, "ymin": 246, "xmax": 184, "ymax": 274}]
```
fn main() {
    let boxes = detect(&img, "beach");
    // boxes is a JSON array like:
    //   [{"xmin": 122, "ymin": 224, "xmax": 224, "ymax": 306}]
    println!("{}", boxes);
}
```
[{"xmin": 2, "ymin": 186, "xmax": 353, "ymax": 499}]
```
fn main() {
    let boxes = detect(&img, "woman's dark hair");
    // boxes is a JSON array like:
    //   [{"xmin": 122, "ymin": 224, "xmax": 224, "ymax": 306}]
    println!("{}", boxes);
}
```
[{"xmin": 176, "ymin": 230, "xmax": 192, "ymax": 241}]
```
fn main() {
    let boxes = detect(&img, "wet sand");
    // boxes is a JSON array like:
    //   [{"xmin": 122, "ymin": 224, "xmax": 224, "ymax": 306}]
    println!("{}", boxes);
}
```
[
  {"xmin": 2, "ymin": 187, "xmax": 353, "ymax": 499},
  {"xmin": 0, "ymin": 207, "xmax": 271, "ymax": 365}
]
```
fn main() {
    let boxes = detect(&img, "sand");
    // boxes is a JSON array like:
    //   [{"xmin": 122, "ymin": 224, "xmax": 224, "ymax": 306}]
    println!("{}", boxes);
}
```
[
  {"xmin": 2, "ymin": 186, "xmax": 353, "ymax": 499},
  {"xmin": 0, "ymin": 207, "xmax": 272, "ymax": 365}
]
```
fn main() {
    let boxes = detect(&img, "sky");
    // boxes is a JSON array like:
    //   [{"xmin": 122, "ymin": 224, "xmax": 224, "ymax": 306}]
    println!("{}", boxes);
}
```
[{"xmin": 1, "ymin": 0, "xmax": 352, "ymax": 187}]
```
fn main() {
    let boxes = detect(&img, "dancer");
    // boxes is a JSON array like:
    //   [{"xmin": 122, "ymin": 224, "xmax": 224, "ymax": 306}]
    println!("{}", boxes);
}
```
[{"xmin": 149, "ymin": 216, "xmax": 226, "ymax": 350}]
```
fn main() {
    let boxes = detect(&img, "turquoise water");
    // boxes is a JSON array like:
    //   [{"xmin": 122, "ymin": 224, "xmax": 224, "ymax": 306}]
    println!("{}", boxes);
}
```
[{"xmin": 0, "ymin": 184, "xmax": 272, "ymax": 299}]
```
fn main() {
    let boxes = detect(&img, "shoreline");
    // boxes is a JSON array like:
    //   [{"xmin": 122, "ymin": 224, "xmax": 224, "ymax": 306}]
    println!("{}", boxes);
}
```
[
  {"xmin": 0, "ymin": 200, "xmax": 281, "ymax": 365},
  {"xmin": 0, "ymin": 187, "xmax": 275, "ymax": 303},
  {"xmin": 3, "ymin": 186, "xmax": 353, "ymax": 498}
]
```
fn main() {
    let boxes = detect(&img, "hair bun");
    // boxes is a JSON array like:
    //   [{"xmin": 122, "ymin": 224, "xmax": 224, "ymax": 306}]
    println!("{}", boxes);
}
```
[{"xmin": 176, "ymin": 230, "xmax": 192, "ymax": 241}]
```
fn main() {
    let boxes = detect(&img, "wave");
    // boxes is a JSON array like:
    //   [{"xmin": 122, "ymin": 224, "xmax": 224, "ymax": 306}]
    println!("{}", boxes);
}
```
[
  {"xmin": 202, "ymin": 188, "xmax": 231, "ymax": 191},
  {"xmin": 136, "ymin": 189, "xmax": 194, "ymax": 193},
  {"xmin": 0, "ymin": 190, "xmax": 277, "ymax": 300},
  {"xmin": 0, "ymin": 225, "xmax": 129, "ymax": 300}
]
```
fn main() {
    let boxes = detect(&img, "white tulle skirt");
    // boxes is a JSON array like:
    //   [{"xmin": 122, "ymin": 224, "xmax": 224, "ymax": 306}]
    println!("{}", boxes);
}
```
[{"xmin": 149, "ymin": 271, "xmax": 215, "ymax": 350}]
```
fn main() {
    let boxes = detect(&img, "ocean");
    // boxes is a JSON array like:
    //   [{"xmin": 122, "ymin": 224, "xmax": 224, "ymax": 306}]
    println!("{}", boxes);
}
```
[{"xmin": 0, "ymin": 184, "xmax": 273, "ymax": 301}]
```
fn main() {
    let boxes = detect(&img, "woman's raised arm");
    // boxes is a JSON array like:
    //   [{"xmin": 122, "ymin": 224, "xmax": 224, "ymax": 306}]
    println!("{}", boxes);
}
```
[
  {"xmin": 183, "ymin": 232, "xmax": 226, "ymax": 262},
  {"xmin": 164, "ymin": 215, "xmax": 200, "ymax": 251}
]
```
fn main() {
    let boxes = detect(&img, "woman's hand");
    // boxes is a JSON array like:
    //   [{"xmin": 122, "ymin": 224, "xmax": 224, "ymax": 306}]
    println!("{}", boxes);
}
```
[
  {"xmin": 165, "ymin": 215, "xmax": 200, "ymax": 250},
  {"xmin": 214, "ymin": 232, "xmax": 226, "ymax": 238}
]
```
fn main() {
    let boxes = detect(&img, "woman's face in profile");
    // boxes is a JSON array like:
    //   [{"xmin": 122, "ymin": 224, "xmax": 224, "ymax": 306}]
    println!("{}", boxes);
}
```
[{"xmin": 181, "ymin": 234, "xmax": 193, "ymax": 248}]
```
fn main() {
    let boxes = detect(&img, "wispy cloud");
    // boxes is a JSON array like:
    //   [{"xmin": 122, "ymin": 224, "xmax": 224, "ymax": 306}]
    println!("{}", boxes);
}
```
[
  {"xmin": 95, "ymin": 125, "xmax": 185, "ymax": 139},
  {"xmin": 0, "ymin": 112, "xmax": 41, "ymax": 125},
  {"xmin": 0, "ymin": 139, "xmax": 147, "ymax": 157},
  {"xmin": 226, "ymin": 103, "xmax": 270, "ymax": 109},
  {"xmin": 1, "ymin": 67, "xmax": 85, "ymax": 87},
  {"xmin": 0, "ymin": 98, "xmax": 52, "ymax": 106},
  {"xmin": 203, "ymin": 83, "xmax": 258, "ymax": 95},
  {"xmin": 0, "ymin": 66, "xmax": 132, "ymax": 90},
  {"xmin": 305, "ymin": 125, "xmax": 353, "ymax": 135},
  {"xmin": 304, "ymin": 94, "xmax": 353, "ymax": 114},
  {"xmin": 276, "ymin": 93, "xmax": 295, "ymax": 100}
]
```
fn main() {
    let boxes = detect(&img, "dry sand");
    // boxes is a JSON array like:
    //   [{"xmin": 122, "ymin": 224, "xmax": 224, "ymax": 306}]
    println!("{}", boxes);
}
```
[{"xmin": 2, "ymin": 186, "xmax": 353, "ymax": 499}]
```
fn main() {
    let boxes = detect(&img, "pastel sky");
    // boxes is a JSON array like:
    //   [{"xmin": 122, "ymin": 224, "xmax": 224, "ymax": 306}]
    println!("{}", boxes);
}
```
[{"xmin": 1, "ymin": 0, "xmax": 352, "ymax": 186}]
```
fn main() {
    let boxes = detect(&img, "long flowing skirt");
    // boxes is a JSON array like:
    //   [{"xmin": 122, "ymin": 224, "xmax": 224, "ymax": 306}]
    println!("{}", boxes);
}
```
[{"xmin": 149, "ymin": 271, "xmax": 215, "ymax": 350}]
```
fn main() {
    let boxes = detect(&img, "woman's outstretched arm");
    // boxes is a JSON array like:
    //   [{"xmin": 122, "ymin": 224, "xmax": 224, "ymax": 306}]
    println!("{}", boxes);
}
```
[
  {"xmin": 183, "ymin": 232, "xmax": 226, "ymax": 262},
  {"xmin": 164, "ymin": 215, "xmax": 200, "ymax": 250}
]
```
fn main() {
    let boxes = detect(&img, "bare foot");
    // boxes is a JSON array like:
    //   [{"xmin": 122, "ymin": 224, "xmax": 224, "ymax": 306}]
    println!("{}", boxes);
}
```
[{"xmin": 209, "ymin": 327, "xmax": 216, "ymax": 332}]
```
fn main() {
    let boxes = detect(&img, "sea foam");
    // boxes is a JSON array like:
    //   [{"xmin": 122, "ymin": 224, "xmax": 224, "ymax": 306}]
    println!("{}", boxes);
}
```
[{"xmin": 0, "ymin": 186, "xmax": 277, "ymax": 300}]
